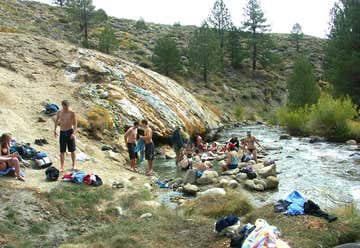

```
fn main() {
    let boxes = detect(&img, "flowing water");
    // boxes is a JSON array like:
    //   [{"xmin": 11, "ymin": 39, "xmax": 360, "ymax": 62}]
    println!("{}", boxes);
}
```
[{"xmin": 153, "ymin": 124, "xmax": 360, "ymax": 209}]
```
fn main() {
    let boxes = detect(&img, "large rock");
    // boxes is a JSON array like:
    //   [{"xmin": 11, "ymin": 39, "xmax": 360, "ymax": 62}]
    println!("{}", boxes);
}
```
[
  {"xmin": 198, "ymin": 188, "xmax": 226, "ymax": 197},
  {"xmin": 346, "ymin": 140, "xmax": 357, "ymax": 145},
  {"xmin": 257, "ymin": 164, "xmax": 277, "ymax": 178},
  {"xmin": 279, "ymin": 134, "xmax": 292, "ymax": 140},
  {"xmin": 222, "ymin": 168, "xmax": 239, "ymax": 175},
  {"xmin": 309, "ymin": 135, "xmax": 325, "ymax": 143},
  {"xmin": 236, "ymin": 173, "xmax": 248, "ymax": 181},
  {"xmin": 197, "ymin": 171, "xmax": 219, "ymax": 185},
  {"xmin": 265, "ymin": 176, "xmax": 279, "ymax": 189},
  {"xmin": 183, "ymin": 169, "xmax": 197, "ymax": 184},
  {"xmin": 244, "ymin": 180, "xmax": 256, "ymax": 190},
  {"xmin": 183, "ymin": 183, "xmax": 199, "ymax": 196}
]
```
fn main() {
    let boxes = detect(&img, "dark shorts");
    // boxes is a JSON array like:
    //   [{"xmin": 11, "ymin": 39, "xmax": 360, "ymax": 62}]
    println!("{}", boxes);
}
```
[
  {"xmin": 60, "ymin": 129, "xmax": 76, "ymax": 153},
  {"xmin": 228, "ymin": 164, "xmax": 238, "ymax": 170},
  {"xmin": 248, "ymin": 148, "xmax": 255, "ymax": 153},
  {"xmin": 127, "ymin": 143, "xmax": 136, "ymax": 160},
  {"xmin": 145, "ymin": 143, "xmax": 155, "ymax": 161}
]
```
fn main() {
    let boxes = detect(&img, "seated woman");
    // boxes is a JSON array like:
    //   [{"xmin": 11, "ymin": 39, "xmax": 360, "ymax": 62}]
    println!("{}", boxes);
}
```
[
  {"xmin": 180, "ymin": 153, "xmax": 193, "ymax": 171},
  {"xmin": 221, "ymin": 143, "xmax": 239, "ymax": 172},
  {"xmin": 1, "ymin": 133, "xmax": 30, "ymax": 168},
  {"xmin": 0, "ymin": 155, "xmax": 25, "ymax": 181}
]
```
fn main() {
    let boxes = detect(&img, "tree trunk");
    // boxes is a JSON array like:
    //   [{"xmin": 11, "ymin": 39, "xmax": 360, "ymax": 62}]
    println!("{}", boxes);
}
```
[
  {"xmin": 84, "ymin": 6, "xmax": 88, "ymax": 47},
  {"xmin": 252, "ymin": 29, "xmax": 257, "ymax": 71}
]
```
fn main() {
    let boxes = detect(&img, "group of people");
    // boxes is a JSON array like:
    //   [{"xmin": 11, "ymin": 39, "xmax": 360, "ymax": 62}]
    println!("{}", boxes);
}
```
[
  {"xmin": 124, "ymin": 120, "xmax": 155, "ymax": 175},
  {"xmin": 178, "ymin": 131, "xmax": 262, "ymax": 173}
]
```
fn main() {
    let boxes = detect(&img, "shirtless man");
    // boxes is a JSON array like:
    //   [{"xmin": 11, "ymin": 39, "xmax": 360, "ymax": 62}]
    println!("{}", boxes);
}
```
[
  {"xmin": 242, "ymin": 131, "xmax": 262, "ymax": 163},
  {"xmin": 124, "ymin": 121, "xmax": 139, "ymax": 172},
  {"xmin": 140, "ymin": 119, "xmax": 154, "ymax": 175},
  {"xmin": 54, "ymin": 100, "xmax": 78, "ymax": 172}
]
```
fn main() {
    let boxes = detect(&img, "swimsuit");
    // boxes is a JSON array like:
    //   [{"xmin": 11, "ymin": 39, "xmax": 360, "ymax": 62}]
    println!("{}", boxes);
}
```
[
  {"xmin": 127, "ymin": 143, "xmax": 137, "ymax": 160},
  {"xmin": 60, "ymin": 129, "xmax": 76, "ymax": 153},
  {"xmin": 145, "ymin": 143, "xmax": 155, "ymax": 161},
  {"xmin": 228, "ymin": 154, "xmax": 239, "ymax": 169}
]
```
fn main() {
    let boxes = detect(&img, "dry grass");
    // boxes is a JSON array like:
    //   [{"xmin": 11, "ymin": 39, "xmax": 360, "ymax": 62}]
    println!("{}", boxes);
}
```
[
  {"xmin": 185, "ymin": 190, "xmax": 253, "ymax": 219},
  {"xmin": 0, "ymin": 27, "xmax": 17, "ymax": 33}
]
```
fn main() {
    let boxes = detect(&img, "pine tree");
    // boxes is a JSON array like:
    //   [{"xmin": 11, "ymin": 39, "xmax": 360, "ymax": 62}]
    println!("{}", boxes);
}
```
[
  {"xmin": 290, "ymin": 23, "xmax": 304, "ymax": 52},
  {"xmin": 287, "ymin": 56, "xmax": 320, "ymax": 108},
  {"xmin": 152, "ymin": 36, "xmax": 181, "ymax": 76},
  {"xmin": 243, "ymin": 0, "xmax": 271, "ymax": 70},
  {"xmin": 324, "ymin": 0, "xmax": 360, "ymax": 104},
  {"xmin": 188, "ymin": 22, "xmax": 221, "ymax": 83},
  {"xmin": 227, "ymin": 25, "xmax": 243, "ymax": 69},
  {"xmin": 65, "ymin": 0, "xmax": 96, "ymax": 48},
  {"xmin": 98, "ymin": 23, "xmax": 118, "ymax": 54},
  {"xmin": 208, "ymin": 0, "xmax": 232, "ymax": 49},
  {"xmin": 53, "ymin": 0, "xmax": 67, "ymax": 7}
]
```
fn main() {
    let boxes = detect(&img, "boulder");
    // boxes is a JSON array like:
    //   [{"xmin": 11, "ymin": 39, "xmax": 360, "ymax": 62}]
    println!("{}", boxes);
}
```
[
  {"xmin": 228, "ymin": 180, "xmax": 239, "ymax": 189},
  {"xmin": 279, "ymin": 134, "xmax": 292, "ymax": 140},
  {"xmin": 197, "ymin": 171, "xmax": 219, "ymax": 185},
  {"xmin": 265, "ymin": 176, "xmax": 279, "ymax": 189},
  {"xmin": 183, "ymin": 169, "xmax": 197, "ymax": 184},
  {"xmin": 198, "ymin": 188, "xmax": 226, "ymax": 197},
  {"xmin": 309, "ymin": 135, "xmax": 325, "ymax": 143},
  {"xmin": 254, "ymin": 184, "xmax": 265, "ymax": 191},
  {"xmin": 346, "ymin": 140, "xmax": 357, "ymax": 145},
  {"xmin": 183, "ymin": 183, "xmax": 199, "ymax": 196},
  {"xmin": 253, "ymin": 179, "xmax": 267, "ymax": 188},
  {"xmin": 257, "ymin": 164, "xmax": 277, "ymax": 178},
  {"xmin": 222, "ymin": 168, "xmax": 239, "ymax": 175},
  {"xmin": 236, "ymin": 173, "xmax": 248, "ymax": 181},
  {"xmin": 244, "ymin": 180, "xmax": 256, "ymax": 190}
]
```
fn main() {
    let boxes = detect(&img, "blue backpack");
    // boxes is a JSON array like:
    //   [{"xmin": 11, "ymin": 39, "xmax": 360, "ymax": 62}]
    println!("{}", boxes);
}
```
[{"xmin": 45, "ymin": 104, "xmax": 59, "ymax": 116}]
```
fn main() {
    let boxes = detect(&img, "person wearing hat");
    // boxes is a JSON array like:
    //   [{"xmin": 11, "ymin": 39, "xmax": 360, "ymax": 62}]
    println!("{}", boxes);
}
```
[
  {"xmin": 241, "ymin": 131, "xmax": 262, "ymax": 163},
  {"xmin": 221, "ymin": 143, "xmax": 239, "ymax": 172}
]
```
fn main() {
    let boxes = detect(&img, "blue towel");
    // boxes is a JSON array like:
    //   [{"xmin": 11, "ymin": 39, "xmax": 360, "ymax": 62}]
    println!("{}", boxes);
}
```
[
  {"xmin": 135, "ymin": 138, "xmax": 145, "ymax": 162},
  {"xmin": 285, "ymin": 190, "xmax": 306, "ymax": 215},
  {"xmin": 72, "ymin": 171, "xmax": 87, "ymax": 184},
  {"xmin": 0, "ymin": 167, "xmax": 24, "ymax": 177},
  {"xmin": 155, "ymin": 179, "xmax": 169, "ymax": 188}
]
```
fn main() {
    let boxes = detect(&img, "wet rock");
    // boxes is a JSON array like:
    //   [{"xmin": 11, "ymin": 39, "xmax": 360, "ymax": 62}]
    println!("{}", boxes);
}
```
[
  {"xmin": 346, "ymin": 140, "xmax": 357, "ymax": 145},
  {"xmin": 279, "ymin": 134, "xmax": 291, "ymax": 140},
  {"xmin": 197, "ymin": 171, "xmax": 219, "ymax": 185},
  {"xmin": 222, "ymin": 168, "xmax": 239, "ymax": 175},
  {"xmin": 257, "ymin": 164, "xmax": 276, "ymax": 178},
  {"xmin": 198, "ymin": 188, "xmax": 226, "ymax": 197},
  {"xmin": 183, "ymin": 183, "xmax": 199, "ymax": 196},
  {"xmin": 309, "ymin": 135, "xmax": 325, "ymax": 143},
  {"xmin": 265, "ymin": 176, "xmax": 279, "ymax": 189},
  {"xmin": 183, "ymin": 169, "xmax": 197, "ymax": 185}
]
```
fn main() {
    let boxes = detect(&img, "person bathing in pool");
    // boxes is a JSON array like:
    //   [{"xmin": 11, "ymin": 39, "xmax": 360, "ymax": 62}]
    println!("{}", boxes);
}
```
[{"xmin": 54, "ymin": 100, "xmax": 78, "ymax": 172}]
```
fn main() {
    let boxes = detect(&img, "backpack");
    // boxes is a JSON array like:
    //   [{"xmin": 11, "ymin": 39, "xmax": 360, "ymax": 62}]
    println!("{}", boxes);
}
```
[
  {"xmin": 34, "ymin": 156, "xmax": 52, "ymax": 169},
  {"xmin": 45, "ymin": 104, "xmax": 59, "ymax": 116},
  {"xmin": 91, "ymin": 175, "xmax": 103, "ymax": 187},
  {"xmin": 45, "ymin": 166, "xmax": 59, "ymax": 181},
  {"xmin": 18, "ymin": 145, "xmax": 37, "ymax": 159},
  {"xmin": 215, "ymin": 216, "xmax": 239, "ymax": 233}
]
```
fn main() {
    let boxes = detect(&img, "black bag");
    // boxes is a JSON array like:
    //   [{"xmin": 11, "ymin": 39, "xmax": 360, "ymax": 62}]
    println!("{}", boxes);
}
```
[
  {"xmin": 91, "ymin": 175, "xmax": 103, "ymax": 187},
  {"xmin": 45, "ymin": 166, "xmax": 59, "ymax": 181}
]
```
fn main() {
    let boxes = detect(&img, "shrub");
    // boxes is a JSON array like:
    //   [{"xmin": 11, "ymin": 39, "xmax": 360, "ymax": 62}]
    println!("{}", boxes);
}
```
[
  {"xmin": 87, "ymin": 106, "xmax": 114, "ymax": 137},
  {"xmin": 307, "ymin": 95, "xmax": 357, "ymax": 141},
  {"xmin": 276, "ymin": 106, "xmax": 310, "ymax": 135},
  {"xmin": 234, "ymin": 105, "xmax": 244, "ymax": 120},
  {"xmin": 135, "ymin": 18, "xmax": 147, "ymax": 30},
  {"xmin": 347, "ymin": 120, "xmax": 360, "ymax": 140}
]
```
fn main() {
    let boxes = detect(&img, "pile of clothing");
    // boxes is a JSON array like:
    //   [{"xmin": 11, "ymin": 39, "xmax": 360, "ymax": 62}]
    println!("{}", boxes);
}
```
[
  {"xmin": 215, "ymin": 216, "xmax": 290, "ymax": 248},
  {"xmin": 62, "ymin": 171, "xmax": 103, "ymax": 187},
  {"xmin": 274, "ymin": 190, "xmax": 337, "ymax": 222},
  {"xmin": 239, "ymin": 167, "xmax": 257, "ymax": 179}
]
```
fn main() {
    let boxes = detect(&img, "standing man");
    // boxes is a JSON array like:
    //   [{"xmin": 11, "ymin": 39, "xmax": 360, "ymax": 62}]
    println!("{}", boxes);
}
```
[
  {"xmin": 54, "ymin": 100, "xmax": 77, "ymax": 172},
  {"xmin": 124, "ymin": 121, "xmax": 140, "ymax": 172},
  {"xmin": 242, "ymin": 131, "xmax": 262, "ymax": 163},
  {"xmin": 140, "ymin": 119, "xmax": 154, "ymax": 175}
]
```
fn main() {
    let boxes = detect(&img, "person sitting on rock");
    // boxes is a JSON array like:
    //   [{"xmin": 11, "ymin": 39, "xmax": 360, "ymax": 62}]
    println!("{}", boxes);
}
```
[
  {"xmin": 195, "ymin": 133, "xmax": 205, "ymax": 151},
  {"xmin": 221, "ymin": 143, "xmax": 239, "ymax": 172},
  {"xmin": 227, "ymin": 134, "xmax": 240, "ymax": 150},
  {"xmin": 241, "ymin": 131, "xmax": 262, "ymax": 163},
  {"xmin": 0, "ymin": 155, "xmax": 25, "ymax": 181},
  {"xmin": 1, "ymin": 133, "xmax": 30, "ymax": 168},
  {"xmin": 180, "ymin": 152, "xmax": 193, "ymax": 171}
]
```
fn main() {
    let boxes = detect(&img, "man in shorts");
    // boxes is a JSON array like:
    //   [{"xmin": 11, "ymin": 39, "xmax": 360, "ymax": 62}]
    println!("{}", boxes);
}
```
[
  {"xmin": 140, "ymin": 119, "xmax": 154, "ymax": 175},
  {"xmin": 54, "ymin": 100, "xmax": 77, "ymax": 172},
  {"xmin": 124, "ymin": 121, "xmax": 140, "ymax": 172}
]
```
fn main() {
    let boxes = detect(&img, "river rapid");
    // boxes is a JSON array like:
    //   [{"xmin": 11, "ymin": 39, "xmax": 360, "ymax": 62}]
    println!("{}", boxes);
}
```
[{"xmin": 153, "ymin": 124, "xmax": 360, "ymax": 210}]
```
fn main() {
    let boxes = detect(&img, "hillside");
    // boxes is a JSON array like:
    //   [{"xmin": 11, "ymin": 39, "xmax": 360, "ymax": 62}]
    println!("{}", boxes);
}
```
[{"xmin": 0, "ymin": 0, "xmax": 327, "ymax": 121}]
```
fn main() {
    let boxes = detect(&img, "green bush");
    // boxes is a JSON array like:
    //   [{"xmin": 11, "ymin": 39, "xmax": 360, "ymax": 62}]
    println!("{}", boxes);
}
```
[
  {"xmin": 135, "ymin": 18, "xmax": 147, "ymax": 30},
  {"xmin": 234, "ymin": 105, "xmax": 244, "ymax": 120},
  {"xmin": 307, "ymin": 95, "xmax": 357, "ymax": 141},
  {"xmin": 276, "ymin": 106, "xmax": 310, "ymax": 135}
]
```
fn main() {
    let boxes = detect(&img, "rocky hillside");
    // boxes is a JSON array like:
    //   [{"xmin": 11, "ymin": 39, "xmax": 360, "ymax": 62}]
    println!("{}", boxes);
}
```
[{"xmin": 0, "ymin": 0, "xmax": 327, "ymax": 121}]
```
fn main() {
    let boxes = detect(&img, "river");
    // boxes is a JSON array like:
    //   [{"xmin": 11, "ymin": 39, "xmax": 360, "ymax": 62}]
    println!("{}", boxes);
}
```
[{"xmin": 151, "ymin": 124, "xmax": 360, "ymax": 210}]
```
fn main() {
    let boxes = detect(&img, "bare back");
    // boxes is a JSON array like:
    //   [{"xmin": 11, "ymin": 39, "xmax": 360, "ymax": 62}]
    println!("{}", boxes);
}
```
[
  {"xmin": 244, "ymin": 136, "xmax": 256, "ymax": 149},
  {"xmin": 57, "ymin": 110, "xmax": 76, "ymax": 131}
]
